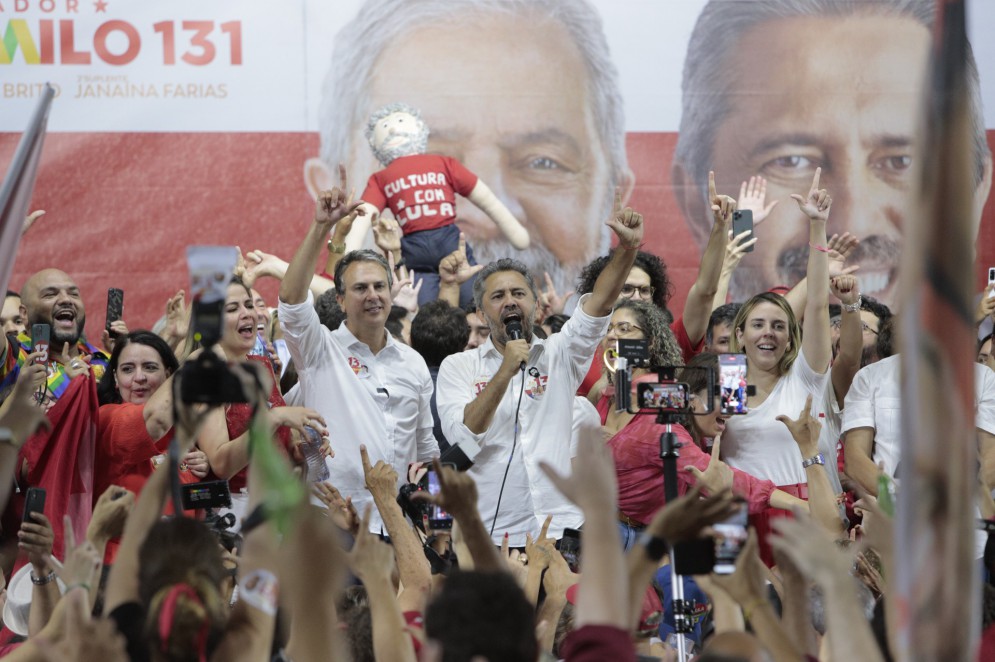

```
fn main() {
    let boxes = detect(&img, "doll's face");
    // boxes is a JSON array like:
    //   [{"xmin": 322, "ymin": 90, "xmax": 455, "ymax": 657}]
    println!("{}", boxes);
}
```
[{"xmin": 371, "ymin": 111, "xmax": 425, "ymax": 163}]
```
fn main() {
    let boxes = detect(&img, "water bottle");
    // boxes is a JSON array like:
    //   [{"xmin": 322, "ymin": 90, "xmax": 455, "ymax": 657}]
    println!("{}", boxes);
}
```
[
  {"xmin": 301, "ymin": 426, "xmax": 330, "ymax": 483},
  {"xmin": 248, "ymin": 330, "xmax": 268, "ymax": 357}
]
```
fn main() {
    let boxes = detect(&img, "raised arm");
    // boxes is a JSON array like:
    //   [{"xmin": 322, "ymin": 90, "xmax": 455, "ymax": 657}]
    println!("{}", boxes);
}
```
[
  {"xmin": 281, "ymin": 188, "xmax": 362, "ymax": 306},
  {"xmin": 581, "ymin": 190, "xmax": 644, "ymax": 318},
  {"xmin": 791, "ymin": 168, "xmax": 832, "ymax": 372},
  {"xmin": 685, "ymin": 171, "xmax": 735, "ymax": 343},
  {"xmin": 830, "ymin": 275, "xmax": 863, "ymax": 406}
]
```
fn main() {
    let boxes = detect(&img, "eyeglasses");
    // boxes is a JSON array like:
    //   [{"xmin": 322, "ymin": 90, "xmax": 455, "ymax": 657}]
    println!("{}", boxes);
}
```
[
  {"xmin": 620, "ymin": 284, "xmax": 655, "ymax": 299},
  {"xmin": 606, "ymin": 322, "xmax": 644, "ymax": 335},
  {"xmin": 829, "ymin": 318, "xmax": 877, "ymax": 335}
]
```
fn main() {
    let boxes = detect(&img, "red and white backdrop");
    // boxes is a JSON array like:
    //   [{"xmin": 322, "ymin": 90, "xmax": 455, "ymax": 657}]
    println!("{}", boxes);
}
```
[{"xmin": 2, "ymin": 0, "xmax": 994, "ymax": 336}]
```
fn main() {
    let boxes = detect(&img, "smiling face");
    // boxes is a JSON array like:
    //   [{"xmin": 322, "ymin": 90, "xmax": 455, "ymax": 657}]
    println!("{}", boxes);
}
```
[
  {"xmin": 479, "ymin": 270, "xmax": 537, "ymax": 347},
  {"xmin": 115, "ymin": 342, "xmax": 169, "ymax": 405},
  {"xmin": 250, "ymin": 289, "xmax": 270, "ymax": 332},
  {"xmin": 735, "ymin": 301, "xmax": 792, "ymax": 374},
  {"xmin": 601, "ymin": 307, "xmax": 645, "ymax": 355},
  {"xmin": 356, "ymin": 13, "xmax": 620, "ymax": 294},
  {"xmin": 221, "ymin": 283, "xmax": 257, "ymax": 357},
  {"xmin": 337, "ymin": 260, "xmax": 392, "ymax": 333},
  {"xmin": 692, "ymin": 388, "xmax": 727, "ymax": 439},
  {"xmin": 690, "ymin": 14, "xmax": 991, "ymax": 306},
  {"xmin": 21, "ymin": 269, "xmax": 86, "ymax": 349}
]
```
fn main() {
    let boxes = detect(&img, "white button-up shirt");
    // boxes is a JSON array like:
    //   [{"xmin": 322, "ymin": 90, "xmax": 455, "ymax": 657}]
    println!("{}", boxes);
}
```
[
  {"xmin": 278, "ymin": 291, "xmax": 439, "ymax": 533},
  {"xmin": 436, "ymin": 294, "xmax": 608, "ymax": 545}
]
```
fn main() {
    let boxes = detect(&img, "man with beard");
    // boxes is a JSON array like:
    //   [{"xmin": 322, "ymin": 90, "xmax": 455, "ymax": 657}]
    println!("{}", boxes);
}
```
[
  {"xmin": 306, "ymin": 0, "xmax": 631, "ymax": 306},
  {"xmin": 0, "ymin": 269, "xmax": 109, "ymax": 406},
  {"xmin": 435, "ymin": 193, "xmax": 642, "ymax": 543},
  {"xmin": 673, "ymin": 0, "xmax": 992, "ymax": 307}
]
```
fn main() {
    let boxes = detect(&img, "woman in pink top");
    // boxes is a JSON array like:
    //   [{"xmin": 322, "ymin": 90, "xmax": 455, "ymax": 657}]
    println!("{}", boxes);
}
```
[{"xmin": 595, "ymin": 300, "xmax": 807, "ymax": 550}]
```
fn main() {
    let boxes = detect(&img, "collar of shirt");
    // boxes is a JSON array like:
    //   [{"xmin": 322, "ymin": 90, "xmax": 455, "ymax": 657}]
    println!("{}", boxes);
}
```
[{"xmin": 332, "ymin": 322, "xmax": 399, "ymax": 357}]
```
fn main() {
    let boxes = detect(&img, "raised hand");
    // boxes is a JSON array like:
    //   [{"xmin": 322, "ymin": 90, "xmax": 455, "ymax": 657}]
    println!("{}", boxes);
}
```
[
  {"xmin": 709, "ymin": 171, "xmax": 737, "ymax": 226},
  {"xmin": 439, "ymin": 233, "xmax": 484, "ymax": 286},
  {"xmin": 163, "ymin": 290, "xmax": 189, "ymax": 342},
  {"xmin": 524, "ymin": 515, "xmax": 556, "ymax": 572},
  {"xmin": 0, "ymin": 355, "xmax": 50, "ymax": 445},
  {"xmin": 645, "ymin": 484, "xmax": 738, "ymax": 544},
  {"xmin": 86, "ymin": 485, "xmax": 135, "ymax": 544},
  {"xmin": 721, "ymin": 229, "xmax": 758, "ymax": 276},
  {"xmin": 414, "ymin": 458, "xmax": 479, "ymax": 521},
  {"xmin": 770, "ymin": 510, "xmax": 854, "ymax": 588},
  {"xmin": 393, "ymin": 277, "xmax": 422, "ymax": 316},
  {"xmin": 61, "ymin": 343, "xmax": 90, "ymax": 379},
  {"xmin": 312, "ymin": 480, "xmax": 361, "ymax": 535},
  {"xmin": 348, "ymin": 506, "xmax": 397, "ymax": 582},
  {"xmin": 371, "ymin": 212, "xmax": 402, "ymax": 256},
  {"xmin": 737, "ymin": 176, "xmax": 779, "ymax": 224},
  {"xmin": 606, "ymin": 188, "xmax": 643, "ymax": 250},
  {"xmin": 23, "ymin": 209, "xmax": 45, "ymax": 235},
  {"xmin": 314, "ymin": 187, "xmax": 364, "ymax": 232},
  {"xmin": 50, "ymin": 515, "xmax": 103, "ymax": 597},
  {"xmin": 826, "ymin": 232, "xmax": 860, "ymax": 278},
  {"xmin": 269, "ymin": 406, "xmax": 328, "ymax": 437},
  {"xmin": 976, "ymin": 283, "xmax": 995, "ymax": 324},
  {"xmin": 790, "ymin": 167, "xmax": 832, "ymax": 222},
  {"xmin": 685, "ymin": 432, "xmax": 734, "ymax": 495},
  {"xmin": 360, "ymin": 444, "xmax": 399, "ymax": 502},
  {"xmin": 542, "ymin": 271, "xmax": 575, "ymax": 316},
  {"xmin": 20, "ymin": 511, "xmax": 55, "ymax": 572},
  {"xmin": 775, "ymin": 394, "xmax": 821, "ymax": 458},
  {"xmin": 829, "ymin": 274, "xmax": 859, "ymax": 306}
]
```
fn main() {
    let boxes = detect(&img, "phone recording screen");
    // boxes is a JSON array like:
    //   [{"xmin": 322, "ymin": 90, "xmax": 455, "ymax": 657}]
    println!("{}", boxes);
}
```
[
  {"xmin": 427, "ymin": 471, "xmax": 452, "ymax": 527},
  {"xmin": 718, "ymin": 354, "xmax": 748, "ymax": 415},
  {"xmin": 637, "ymin": 382, "xmax": 689, "ymax": 411},
  {"xmin": 713, "ymin": 508, "xmax": 748, "ymax": 574}
]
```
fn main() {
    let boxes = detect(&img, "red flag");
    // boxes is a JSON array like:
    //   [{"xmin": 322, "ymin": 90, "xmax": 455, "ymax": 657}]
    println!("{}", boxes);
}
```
[
  {"xmin": 895, "ymin": 1, "xmax": 979, "ymax": 659},
  {"xmin": 0, "ymin": 84, "xmax": 54, "ymax": 296}
]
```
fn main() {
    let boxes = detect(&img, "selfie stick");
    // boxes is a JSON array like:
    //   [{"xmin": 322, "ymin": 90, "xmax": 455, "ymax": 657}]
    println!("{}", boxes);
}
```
[{"xmin": 659, "ymin": 410, "xmax": 693, "ymax": 662}]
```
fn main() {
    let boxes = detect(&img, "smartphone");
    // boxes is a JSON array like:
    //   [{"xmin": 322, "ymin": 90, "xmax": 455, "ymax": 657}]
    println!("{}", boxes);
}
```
[
  {"xmin": 732, "ymin": 209, "xmax": 754, "ymax": 252},
  {"xmin": 637, "ymin": 382, "xmax": 690, "ymax": 413},
  {"xmin": 22, "ymin": 487, "xmax": 46, "ymax": 524},
  {"xmin": 558, "ymin": 527, "xmax": 582, "ymax": 573},
  {"xmin": 31, "ymin": 323, "xmax": 50, "ymax": 364},
  {"xmin": 718, "ymin": 353, "xmax": 749, "ymax": 415},
  {"xmin": 426, "ymin": 468, "xmax": 454, "ymax": 530},
  {"xmin": 181, "ymin": 480, "xmax": 233, "ymax": 511},
  {"xmin": 713, "ymin": 507, "xmax": 748, "ymax": 574},
  {"xmin": 988, "ymin": 267, "xmax": 995, "ymax": 298},
  {"xmin": 106, "ymin": 288, "xmax": 124, "ymax": 337}
]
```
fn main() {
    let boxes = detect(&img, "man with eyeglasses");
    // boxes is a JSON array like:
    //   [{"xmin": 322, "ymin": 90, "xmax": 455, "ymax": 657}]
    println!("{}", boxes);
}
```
[{"xmin": 829, "ymin": 294, "xmax": 892, "ymax": 370}]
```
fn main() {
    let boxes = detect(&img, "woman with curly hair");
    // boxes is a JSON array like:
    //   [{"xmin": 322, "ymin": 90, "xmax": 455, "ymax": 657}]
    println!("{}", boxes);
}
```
[{"xmin": 593, "ymin": 301, "xmax": 804, "ymax": 550}]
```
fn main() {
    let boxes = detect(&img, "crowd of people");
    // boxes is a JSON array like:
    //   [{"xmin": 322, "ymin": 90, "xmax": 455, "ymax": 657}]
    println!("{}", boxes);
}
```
[{"xmin": 0, "ymin": 156, "xmax": 993, "ymax": 662}]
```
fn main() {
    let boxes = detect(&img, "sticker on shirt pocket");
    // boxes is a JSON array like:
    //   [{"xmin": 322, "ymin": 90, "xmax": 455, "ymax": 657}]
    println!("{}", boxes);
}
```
[
  {"xmin": 348, "ymin": 356, "xmax": 370, "ymax": 378},
  {"xmin": 525, "ymin": 367, "xmax": 548, "ymax": 400}
]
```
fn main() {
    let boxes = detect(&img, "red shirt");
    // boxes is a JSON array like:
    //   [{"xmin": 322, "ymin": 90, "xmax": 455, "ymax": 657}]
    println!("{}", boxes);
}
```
[
  {"xmin": 598, "ymin": 397, "xmax": 776, "ymax": 525},
  {"xmin": 361, "ymin": 154, "xmax": 478, "ymax": 234},
  {"xmin": 577, "ymin": 316, "xmax": 702, "ymax": 397},
  {"xmin": 561, "ymin": 625, "xmax": 636, "ymax": 662},
  {"xmin": 96, "ymin": 402, "xmax": 201, "ymax": 563}
]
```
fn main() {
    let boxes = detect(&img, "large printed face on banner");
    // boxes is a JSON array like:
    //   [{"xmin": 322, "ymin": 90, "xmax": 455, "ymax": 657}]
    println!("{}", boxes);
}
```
[
  {"xmin": 306, "ymin": 10, "xmax": 633, "ymax": 294},
  {"xmin": 674, "ymin": 11, "xmax": 993, "ymax": 306}
]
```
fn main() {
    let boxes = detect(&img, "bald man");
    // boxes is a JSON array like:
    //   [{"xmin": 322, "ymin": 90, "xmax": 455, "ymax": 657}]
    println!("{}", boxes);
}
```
[{"xmin": 0, "ymin": 269, "xmax": 109, "ymax": 406}]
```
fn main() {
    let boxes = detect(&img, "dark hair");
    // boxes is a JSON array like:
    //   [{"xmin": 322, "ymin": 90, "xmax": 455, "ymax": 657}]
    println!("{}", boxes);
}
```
[
  {"xmin": 980, "ymin": 333, "xmax": 994, "ymax": 353},
  {"xmin": 314, "ymin": 289, "xmax": 346, "ymax": 331},
  {"xmin": 828, "ymin": 303, "xmax": 841, "ymax": 320},
  {"xmin": 333, "ymin": 249, "xmax": 393, "ymax": 295},
  {"xmin": 4, "ymin": 289, "xmax": 18, "ymax": 298},
  {"xmin": 706, "ymin": 303, "xmax": 742, "ymax": 345},
  {"xmin": 576, "ymin": 249, "xmax": 674, "ymax": 310},
  {"xmin": 411, "ymin": 301, "xmax": 470, "ymax": 367},
  {"xmin": 386, "ymin": 305, "xmax": 408, "ymax": 342},
  {"xmin": 425, "ymin": 571, "xmax": 537, "ymax": 662},
  {"xmin": 139, "ymin": 518, "xmax": 228, "ymax": 661},
  {"xmin": 543, "ymin": 314, "xmax": 570, "ymax": 335},
  {"xmin": 876, "ymin": 315, "xmax": 896, "ymax": 360},
  {"xmin": 679, "ymin": 352, "xmax": 719, "ymax": 443},
  {"xmin": 614, "ymin": 300, "xmax": 683, "ymax": 369},
  {"xmin": 97, "ymin": 330, "xmax": 179, "ymax": 406},
  {"xmin": 860, "ymin": 295, "xmax": 892, "ymax": 326},
  {"xmin": 471, "ymin": 258, "xmax": 539, "ymax": 311}
]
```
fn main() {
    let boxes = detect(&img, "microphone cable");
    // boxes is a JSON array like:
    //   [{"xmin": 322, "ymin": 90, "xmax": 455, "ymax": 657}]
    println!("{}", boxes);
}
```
[{"xmin": 489, "ymin": 370, "xmax": 527, "ymax": 537}]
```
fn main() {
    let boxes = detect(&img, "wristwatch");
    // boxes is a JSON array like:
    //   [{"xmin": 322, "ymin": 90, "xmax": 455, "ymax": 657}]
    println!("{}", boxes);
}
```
[
  {"xmin": 801, "ymin": 452, "xmax": 826, "ymax": 469},
  {"xmin": 327, "ymin": 238, "xmax": 347, "ymax": 254}
]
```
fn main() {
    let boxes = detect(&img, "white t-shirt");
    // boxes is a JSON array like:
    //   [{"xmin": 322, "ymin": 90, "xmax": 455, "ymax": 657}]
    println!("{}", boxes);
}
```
[{"xmin": 721, "ymin": 349, "xmax": 838, "ymax": 487}]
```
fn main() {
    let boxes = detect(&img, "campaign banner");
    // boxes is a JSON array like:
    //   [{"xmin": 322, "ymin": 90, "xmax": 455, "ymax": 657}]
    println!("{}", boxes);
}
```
[{"xmin": 2, "ymin": 0, "xmax": 994, "ymax": 335}]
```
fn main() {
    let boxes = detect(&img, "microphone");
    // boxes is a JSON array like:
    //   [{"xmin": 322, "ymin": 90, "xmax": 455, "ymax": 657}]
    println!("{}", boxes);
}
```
[{"xmin": 505, "ymin": 319, "xmax": 527, "ymax": 371}]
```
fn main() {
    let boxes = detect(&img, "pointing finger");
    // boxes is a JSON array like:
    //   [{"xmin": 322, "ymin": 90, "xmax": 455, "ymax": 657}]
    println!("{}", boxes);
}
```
[
  {"xmin": 359, "ymin": 444, "xmax": 373, "ymax": 475},
  {"xmin": 708, "ymin": 171, "xmax": 717, "ymax": 201},
  {"xmin": 711, "ymin": 432, "xmax": 722, "ymax": 461},
  {"xmin": 810, "ymin": 167, "xmax": 822, "ymax": 194},
  {"xmin": 613, "ymin": 187, "xmax": 623, "ymax": 215}
]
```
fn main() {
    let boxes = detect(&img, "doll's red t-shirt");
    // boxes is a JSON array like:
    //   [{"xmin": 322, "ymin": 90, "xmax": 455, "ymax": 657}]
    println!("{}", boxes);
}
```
[{"xmin": 361, "ymin": 154, "xmax": 478, "ymax": 234}]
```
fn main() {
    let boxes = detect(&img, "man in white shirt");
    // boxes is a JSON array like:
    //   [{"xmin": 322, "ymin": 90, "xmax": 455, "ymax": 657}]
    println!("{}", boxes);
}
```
[
  {"xmin": 843, "ymin": 353, "xmax": 995, "ymax": 494},
  {"xmin": 279, "ymin": 189, "xmax": 439, "ymax": 532},
  {"xmin": 436, "ymin": 193, "xmax": 644, "ymax": 544}
]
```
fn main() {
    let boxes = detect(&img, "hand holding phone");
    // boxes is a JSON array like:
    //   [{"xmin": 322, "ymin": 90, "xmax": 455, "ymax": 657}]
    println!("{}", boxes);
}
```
[{"xmin": 22, "ymin": 487, "xmax": 46, "ymax": 524}]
